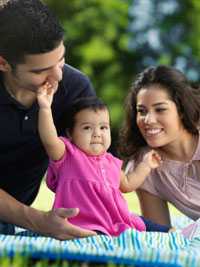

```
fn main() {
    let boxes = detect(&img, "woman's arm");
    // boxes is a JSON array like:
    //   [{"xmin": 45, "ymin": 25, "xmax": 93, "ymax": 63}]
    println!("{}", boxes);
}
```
[{"xmin": 136, "ymin": 188, "xmax": 171, "ymax": 226}]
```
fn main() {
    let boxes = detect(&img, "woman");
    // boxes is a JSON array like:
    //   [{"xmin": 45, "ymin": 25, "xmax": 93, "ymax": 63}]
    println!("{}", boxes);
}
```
[{"xmin": 119, "ymin": 65, "xmax": 200, "ymax": 226}]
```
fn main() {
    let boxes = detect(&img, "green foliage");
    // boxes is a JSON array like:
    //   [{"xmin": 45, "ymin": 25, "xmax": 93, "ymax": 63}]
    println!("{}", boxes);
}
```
[
  {"xmin": 0, "ymin": 255, "xmax": 130, "ymax": 267},
  {"xmin": 129, "ymin": 0, "xmax": 200, "ymax": 81},
  {"xmin": 185, "ymin": 0, "xmax": 200, "ymax": 58}
]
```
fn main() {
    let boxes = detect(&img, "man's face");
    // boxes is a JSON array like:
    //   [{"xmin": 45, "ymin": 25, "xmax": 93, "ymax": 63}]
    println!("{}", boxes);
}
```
[{"xmin": 5, "ymin": 41, "xmax": 65, "ymax": 93}]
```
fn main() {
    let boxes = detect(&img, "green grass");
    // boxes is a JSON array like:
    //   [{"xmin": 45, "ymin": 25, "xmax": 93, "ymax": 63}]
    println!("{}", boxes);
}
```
[{"xmin": 0, "ymin": 256, "xmax": 126, "ymax": 267}]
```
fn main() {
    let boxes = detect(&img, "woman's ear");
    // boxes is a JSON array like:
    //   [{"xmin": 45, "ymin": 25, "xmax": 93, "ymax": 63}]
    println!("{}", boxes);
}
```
[{"xmin": 0, "ymin": 56, "xmax": 11, "ymax": 72}]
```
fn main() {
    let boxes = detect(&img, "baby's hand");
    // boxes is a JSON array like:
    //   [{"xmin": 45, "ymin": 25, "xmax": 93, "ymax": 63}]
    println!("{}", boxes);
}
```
[
  {"xmin": 37, "ymin": 82, "xmax": 55, "ymax": 109},
  {"xmin": 142, "ymin": 150, "xmax": 162, "ymax": 170}
]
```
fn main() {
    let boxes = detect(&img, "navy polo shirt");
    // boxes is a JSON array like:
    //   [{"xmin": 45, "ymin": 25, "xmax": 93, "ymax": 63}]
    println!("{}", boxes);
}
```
[{"xmin": 0, "ymin": 64, "xmax": 95, "ymax": 205}]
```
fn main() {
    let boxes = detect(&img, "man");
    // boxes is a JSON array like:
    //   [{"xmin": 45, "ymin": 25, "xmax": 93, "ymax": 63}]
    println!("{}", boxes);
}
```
[{"xmin": 0, "ymin": 0, "xmax": 96, "ymax": 239}]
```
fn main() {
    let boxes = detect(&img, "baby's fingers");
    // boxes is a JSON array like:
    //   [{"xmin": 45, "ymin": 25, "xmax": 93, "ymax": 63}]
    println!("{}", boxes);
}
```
[
  {"xmin": 46, "ymin": 82, "xmax": 57, "ymax": 96},
  {"xmin": 37, "ymin": 82, "xmax": 50, "ymax": 94},
  {"xmin": 152, "ymin": 151, "xmax": 163, "ymax": 163}
]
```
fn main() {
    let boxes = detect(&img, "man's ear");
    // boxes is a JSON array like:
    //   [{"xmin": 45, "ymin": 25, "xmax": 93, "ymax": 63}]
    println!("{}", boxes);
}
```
[{"xmin": 0, "ymin": 56, "xmax": 11, "ymax": 72}]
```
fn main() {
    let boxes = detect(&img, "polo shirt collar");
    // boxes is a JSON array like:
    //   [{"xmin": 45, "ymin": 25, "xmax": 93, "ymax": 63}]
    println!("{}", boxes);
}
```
[{"xmin": 0, "ymin": 73, "xmax": 35, "ymax": 110}]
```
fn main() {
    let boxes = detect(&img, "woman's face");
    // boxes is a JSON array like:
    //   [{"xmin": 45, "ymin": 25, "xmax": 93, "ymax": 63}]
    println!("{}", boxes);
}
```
[{"xmin": 136, "ymin": 85, "xmax": 185, "ymax": 149}]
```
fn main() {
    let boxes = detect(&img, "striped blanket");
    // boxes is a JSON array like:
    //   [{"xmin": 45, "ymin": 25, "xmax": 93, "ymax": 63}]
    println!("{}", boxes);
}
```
[{"xmin": 0, "ymin": 227, "xmax": 200, "ymax": 267}]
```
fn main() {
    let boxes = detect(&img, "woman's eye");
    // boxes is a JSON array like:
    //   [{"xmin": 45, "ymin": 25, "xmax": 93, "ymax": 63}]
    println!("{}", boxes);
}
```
[
  {"xmin": 137, "ymin": 109, "xmax": 146, "ymax": 115},
  {"xmin": 156, "ymin": 108, "xmax": 167, "ymax": 112}
]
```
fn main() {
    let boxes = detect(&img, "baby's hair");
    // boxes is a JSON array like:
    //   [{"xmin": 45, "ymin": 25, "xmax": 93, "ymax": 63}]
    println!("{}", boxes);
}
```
[{"xmin": 66, "ymin": 96, "xmax": 108, "ymax": 133}]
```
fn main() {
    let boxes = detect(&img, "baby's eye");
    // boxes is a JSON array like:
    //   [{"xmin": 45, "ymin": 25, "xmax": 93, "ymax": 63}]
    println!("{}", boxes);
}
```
[
  {"xmin": 100, "ymin": 125, "xmax": 109, "ymax": 130},
  {"xmin": 83, "ymin": 126, "xmax": 91, "ymax": 130}
]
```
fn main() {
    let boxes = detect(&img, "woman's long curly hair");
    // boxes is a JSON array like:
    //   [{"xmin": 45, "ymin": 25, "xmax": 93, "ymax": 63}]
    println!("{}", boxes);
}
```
[{"xmin": 118, "ymin": 65, "xmax": 200, "ymax": 161}]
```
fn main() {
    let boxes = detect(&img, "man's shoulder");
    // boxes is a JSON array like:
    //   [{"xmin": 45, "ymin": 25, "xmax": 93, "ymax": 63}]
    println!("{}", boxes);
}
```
[
  {"xmin": 62, "ymin": 64, "xmax": 89, "ymax": 83},
  {"xmin": 57, "ymin": 64, "xmax": 94, "ymax": 98}
]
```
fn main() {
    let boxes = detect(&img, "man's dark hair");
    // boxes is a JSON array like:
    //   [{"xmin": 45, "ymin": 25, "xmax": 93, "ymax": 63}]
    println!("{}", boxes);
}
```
[{"xmin": 0, "ymin": 0, "xmax": 64, "ymax": 67}]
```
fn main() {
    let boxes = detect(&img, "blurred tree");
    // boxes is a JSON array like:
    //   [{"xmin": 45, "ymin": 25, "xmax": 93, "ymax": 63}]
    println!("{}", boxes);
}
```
[{"xmin": 129, "ymin": 0, "xmax": 200, "ymax": 82}]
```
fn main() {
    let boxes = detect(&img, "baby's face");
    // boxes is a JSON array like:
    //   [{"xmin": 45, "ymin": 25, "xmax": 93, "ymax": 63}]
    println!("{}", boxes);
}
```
[{"xmin": 71, "ymin": 108, "xmax": 111, "ymax": 156}]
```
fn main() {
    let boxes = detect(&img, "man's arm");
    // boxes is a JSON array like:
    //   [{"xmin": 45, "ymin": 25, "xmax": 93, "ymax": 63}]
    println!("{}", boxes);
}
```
[{"xmin": 0, "ymin": 189, "xmax": 96, "ymax": 240}]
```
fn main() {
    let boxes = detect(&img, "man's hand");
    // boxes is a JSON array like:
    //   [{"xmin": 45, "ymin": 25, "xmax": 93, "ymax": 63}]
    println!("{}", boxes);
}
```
[
  {"xmin": 0, "ymin": 189, "xmax": 96, "ymax": 240},
  {"xmin": 29, "ymin": 207, "xmax": 97, "ymax": 240}
]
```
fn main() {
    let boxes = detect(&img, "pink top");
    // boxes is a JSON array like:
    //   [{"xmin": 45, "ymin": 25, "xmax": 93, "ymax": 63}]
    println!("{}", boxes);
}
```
[
  {"xmin": 126, "ymin": 134, "xmax": 200, "ymax": 220},
  {"xmin": 46, "ymin": 137, "xmax": 146, "ymax": 236}
]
